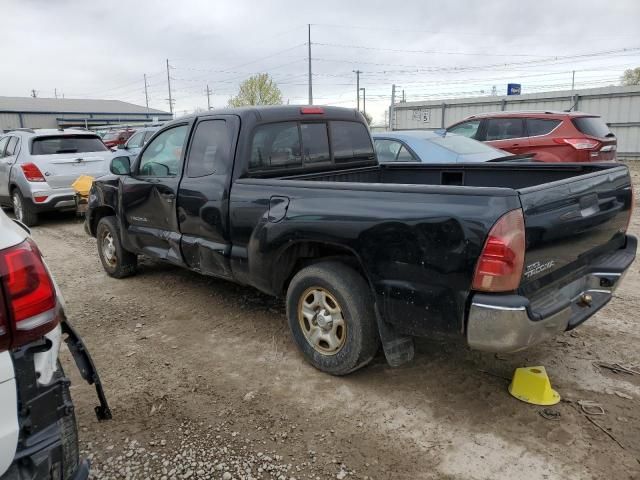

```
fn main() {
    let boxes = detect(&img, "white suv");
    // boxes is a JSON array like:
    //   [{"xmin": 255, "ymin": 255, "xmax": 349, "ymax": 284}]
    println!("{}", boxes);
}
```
[
  {"xmin": 0, "ymin": 210, "xmax": 110, "ymax": 479},
  {"xmin": 0, "ymin": 129, "xmax": 112, "ymax": 226}
]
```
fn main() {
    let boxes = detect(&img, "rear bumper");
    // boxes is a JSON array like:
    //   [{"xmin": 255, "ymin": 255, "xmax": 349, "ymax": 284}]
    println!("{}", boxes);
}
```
[
  {"xmin": 27, "ymin": 187, "xmax": 76, "ymax": 212},
  {"xmin": 467, "ymin": 235, "xmax": 636, "ymax": 353}
]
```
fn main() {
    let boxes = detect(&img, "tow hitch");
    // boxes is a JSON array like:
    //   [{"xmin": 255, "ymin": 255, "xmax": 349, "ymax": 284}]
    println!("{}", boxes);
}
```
[{"xmin": 61, "ymin": 320, "xmax": 112, "ymax": 421}]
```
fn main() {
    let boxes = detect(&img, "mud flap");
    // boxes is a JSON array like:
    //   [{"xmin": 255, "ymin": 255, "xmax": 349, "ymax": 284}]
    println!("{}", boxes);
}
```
[
  {"xmin": 375, "ymin": 304, "xmax": 415, "ymax": 367},
  {"xmin": 60, "ymin": 320, "xmax": 112, "ymax": 421}
]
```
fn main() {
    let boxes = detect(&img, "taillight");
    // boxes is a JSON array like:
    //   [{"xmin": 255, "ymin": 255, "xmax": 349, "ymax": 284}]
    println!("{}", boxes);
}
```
[
  {"xmin": 553, "ymin": 138, "xmax": 601, "ymax": 150},
  {"xmin": 626, "ymin": 182, "xmax": 634, "ymax": 233},
  {"xmin": 20, "ymin": 163, "xmax": 46, "ymax": 182},
  {"xmin": 472, "ymin": 209, "xmax": 526, "ymax": 292},
  {"xmin": 0, "ymin": 288, "xmax": 9, "ymax": 351},
  {"xmin": 0, "ymin": 239, "xmax": 59, "ymax": 350}
]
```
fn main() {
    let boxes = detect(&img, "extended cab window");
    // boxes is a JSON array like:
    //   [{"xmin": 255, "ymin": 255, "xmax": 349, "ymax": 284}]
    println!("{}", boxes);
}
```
[
  {"xmin": 187, "ymin": 120, "xmax": 229, "ymax": 177},
  {"xmin": 250, "ymin": 122, "xmax": 301, "ymax": 169},
  {"xmin": 330, "ymin": 121, "xmax": 374, "ymax": 163},
  {"xmin": 138, "ymin": 125, "xmax": 188, "ymax": 177},
  {"xmin": 484, "ymin": 118, "xmax": 524, "ymax": 141}
]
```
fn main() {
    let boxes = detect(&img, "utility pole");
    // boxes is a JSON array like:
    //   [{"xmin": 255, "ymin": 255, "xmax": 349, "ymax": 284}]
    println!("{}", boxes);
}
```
[
  {"xmin": 54, "ymin": 88, "xmax": 58, "ymax": 99},
  {"xmin": 390, "ymin": 84, "xmax": 396, "ymax": 131},
  {"xmin": 308, "ymin": 24, "xmax": 313, "ymax": 105},
  {"xmin": 571, "ymin": 70, "xmax": 575, "ymax": 91},
  {"xmin": 144, "ymin": 74, "xmax": 149, "ymax": 111},
  {"xmin": 402, "ymin": 89, "xmax": 405, "ymax": 103},
  {"xmin": 30, "ymin": 89, "xmax": 37, "ymax": 98},
  {"xmin": 206, "ymin": 84, "xmax": 212, "ymax": 110},
  {"xmin": 360, "ymin": 87, "xmax": 366, "ymax": 115},
  {"xmin": 166, "ymin": 59, "xmax": 174, "ymax": 116},
  {"xmin": 353, "ymin": 70, "xmax": 361, "ymax": 111}
]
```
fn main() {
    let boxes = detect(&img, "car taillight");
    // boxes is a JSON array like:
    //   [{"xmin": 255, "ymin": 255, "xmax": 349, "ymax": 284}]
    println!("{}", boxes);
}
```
[
  {"xmin": 300, "ymin": 107, "xmax": 324, "ymax": 114},
  {"xmin": 0, "ymin": 239, "xmax": 59, "ymax": 350},
  {"xmin": 553, "ymin": 138, "xmax": 601, "ymax": 150},
  {"xmin": 0, "ymin": 289, "xmax": 9, "ymax": 351},
  {"xmin": 472, "ymin": 209, "xmax": 525, "ymax": 292},
  {"xmin": 20, "ymin": 163, "xmax": 46, "ymax": 182}
]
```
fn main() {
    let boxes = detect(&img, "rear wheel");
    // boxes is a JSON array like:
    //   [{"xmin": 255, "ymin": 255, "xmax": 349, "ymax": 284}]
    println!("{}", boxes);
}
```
[
  {"xmin": 96, "ymin": 216, "xmax": 137, "ymax": 278},
  {"xmin": 12, "ymin": 189, "xmax": 38, "ymax": 227},
  {"xmin": 286, "ymin": 261, "xmax": 379, "ymax": 375}
]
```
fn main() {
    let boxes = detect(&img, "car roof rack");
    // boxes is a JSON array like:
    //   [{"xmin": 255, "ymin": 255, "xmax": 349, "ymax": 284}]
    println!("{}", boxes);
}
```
[{"xmin": 8, "ymin": 128, "xmax": 35, "ymax": 134}]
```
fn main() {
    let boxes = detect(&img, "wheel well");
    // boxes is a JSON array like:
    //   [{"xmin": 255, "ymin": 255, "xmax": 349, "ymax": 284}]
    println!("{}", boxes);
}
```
[
  {"xmin": 275, "ymin": 242, "xmax": 370, "ymax": 296},
  {"xmin": 90, "ymin": 206, "xmax": 116, "ymax": 236}
]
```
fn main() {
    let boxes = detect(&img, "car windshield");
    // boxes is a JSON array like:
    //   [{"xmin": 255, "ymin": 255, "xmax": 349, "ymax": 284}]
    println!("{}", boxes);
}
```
[{"xmin": 31, "ymin": 135, "xmax": 108, "ymax": 154}]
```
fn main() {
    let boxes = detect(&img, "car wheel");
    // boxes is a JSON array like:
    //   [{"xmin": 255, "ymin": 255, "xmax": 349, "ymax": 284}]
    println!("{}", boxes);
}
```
[
  {"xmin": 12, "ymin": 189, "xmax": 38, "ymax": 227},
  {"xmin": 286, "ymin": 261, "xmax": 379, "ymax": 375},
  {"xmin": 96, "ymin": 216, "xmax": 137, "ymax": 278}
]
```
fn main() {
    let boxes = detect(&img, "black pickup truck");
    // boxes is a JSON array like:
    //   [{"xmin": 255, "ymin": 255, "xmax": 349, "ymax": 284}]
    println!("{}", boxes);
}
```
[{"xmin": 85, "ymin": 106, "xmax": 635, "ymax": 375}]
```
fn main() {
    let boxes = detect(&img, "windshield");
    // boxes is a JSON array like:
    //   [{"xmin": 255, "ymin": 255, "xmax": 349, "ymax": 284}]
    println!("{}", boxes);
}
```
[
  {"xmin": 572, "ymin": 116, "xmax": 612, "ymax": 138},
  {"xmin": 31, "ymin": 135, "xmax": 108, "ymax": 154}
]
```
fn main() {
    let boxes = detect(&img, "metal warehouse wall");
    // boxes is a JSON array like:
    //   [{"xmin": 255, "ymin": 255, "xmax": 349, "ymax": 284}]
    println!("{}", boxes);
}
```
[
  {"xmin": 391, "ymin": 85, "xmax": 640, "ymax": 159},
  {"xmin": 0, "ymin": 112, "xmax": 172, "ymax": 131}
]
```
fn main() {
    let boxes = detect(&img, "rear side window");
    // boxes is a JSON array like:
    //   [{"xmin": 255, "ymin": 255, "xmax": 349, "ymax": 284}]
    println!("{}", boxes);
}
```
[
  {"xmin": 300, "ymin": 123, "xmax": 330, "ymax": 164},
  {"xmin": 526, "ymin": 118, "xmax": 561, "ymax": 137},
  {"xmin": 187, "ymin": 120, "xmax": 230, "ymax": 177},
  {"xmin": 31, "ymin": 135, "xmax": 108, "ymax": 155},
  {"xmin": 250, "ymin": 122, "xmax": 301, "ymax": 169},
  {"xmin": 5, "ymin": 137, "xmax": 18, "ymax": 156},
  {"xmin": 484, "ymin": 118, "xmax": 525, "ymax": 141},
  {"xmin": 572, "ymin": 117, "xmax": 612, "ymax": 138},
  {"xmin": 330, "ymin": 121, "xmax": 374, "ymax": 163},
  {"xmin": 448, "ymin": 120, "xmax": 481, "ymax": 139},
  {"xmin": 374, "ymin": 139, "xmax": 402, "ymax": 162}
]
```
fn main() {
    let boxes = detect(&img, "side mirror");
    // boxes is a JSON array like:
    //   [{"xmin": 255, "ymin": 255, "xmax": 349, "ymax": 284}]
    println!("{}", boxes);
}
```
[
  {"xmin": 110, "ymin": 156, "xmax": 131, "ymax": 175},
  {"xmin": 117, "ymin": 143, "xmax": 126, "ymax": 150}
]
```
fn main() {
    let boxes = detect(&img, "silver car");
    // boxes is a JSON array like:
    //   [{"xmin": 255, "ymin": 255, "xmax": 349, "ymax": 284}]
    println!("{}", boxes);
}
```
[{"xmin": 0, "ymin": 128, "xmax": 112, "ymax": 226}]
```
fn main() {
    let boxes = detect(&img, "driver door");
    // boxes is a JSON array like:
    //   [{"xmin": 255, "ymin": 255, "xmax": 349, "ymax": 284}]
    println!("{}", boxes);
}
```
[{"xmin": 120, "ymin": 123, "xmax": 190, "ymax": 264}]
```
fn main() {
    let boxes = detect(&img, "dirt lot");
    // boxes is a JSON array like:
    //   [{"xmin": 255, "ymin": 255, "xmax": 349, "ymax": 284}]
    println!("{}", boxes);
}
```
[{"xmin": 29, "ymin": 163, "xmax": 640, "ymax": 479}]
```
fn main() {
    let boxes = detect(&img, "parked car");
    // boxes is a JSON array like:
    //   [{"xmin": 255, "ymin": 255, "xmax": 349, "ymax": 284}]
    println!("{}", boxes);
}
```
[
  {"xmin": 101, "ymin": 129, "xmax": 135, "ymax": 150},
  {"xmin": 446, "ymin": 111, "xmax": 617, "ymax": 162},
  {"xmin": 85, "ymin": 105, "xmax": 635, "ymax": 375},
  {"xmin": 372, "ymin": 130, "xmax": 511, "ymax": 163},
  {"xmin": 0, "ymin": 209, "xmax": 110, "ymax": 479},
  {"xmin": 116, "ymin": 126, "xmax": 161, "ymax": 157},
  {"xmin": 0, "ymin": 128, "xmax": 112, "ymax": 226}
]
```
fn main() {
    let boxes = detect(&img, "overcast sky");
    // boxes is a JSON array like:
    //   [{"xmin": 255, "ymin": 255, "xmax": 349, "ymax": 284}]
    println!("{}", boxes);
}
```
[{"xmin": 2, "ymin": 0, "xmax": 639, "ymax": 123}]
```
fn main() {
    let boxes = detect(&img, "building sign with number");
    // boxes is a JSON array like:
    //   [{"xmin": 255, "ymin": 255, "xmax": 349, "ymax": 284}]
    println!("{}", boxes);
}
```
[{"xmin": 412, "ymin": 109, "xmax": 431, "ymax": 123}]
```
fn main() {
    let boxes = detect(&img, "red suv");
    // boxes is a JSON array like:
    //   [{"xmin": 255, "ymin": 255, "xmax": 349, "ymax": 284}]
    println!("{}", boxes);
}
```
[
  {"xmin": 447, "ymin": 111, "xmax": 617, "ymax": 162},
  {"xmin": 101, "ymin": 128, "xmax": 136, "ymax": 149}
]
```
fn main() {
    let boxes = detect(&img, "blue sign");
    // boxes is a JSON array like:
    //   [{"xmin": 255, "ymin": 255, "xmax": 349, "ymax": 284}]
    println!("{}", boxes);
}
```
[{"xmin": 507, "ymin": 83, "xmax": 521, "ymax": 95}]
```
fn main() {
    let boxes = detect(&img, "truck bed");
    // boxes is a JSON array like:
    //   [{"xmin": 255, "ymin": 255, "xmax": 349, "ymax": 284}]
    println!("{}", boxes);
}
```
[{"xmin": 283, "ymin": 162, "xmax": 611, "ymax": 191}]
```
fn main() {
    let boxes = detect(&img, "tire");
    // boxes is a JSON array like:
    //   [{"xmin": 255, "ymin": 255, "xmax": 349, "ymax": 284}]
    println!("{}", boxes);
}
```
[
  {"xmin": 96, "ymin": 216, "xmax": 137, "ymax": 278},
  {"xmin": 12, "ymin": 189, "xmax": 38, "ymax": 227},
  {"xmin": 286, "ymin": 261, "xmax": 379, "ymax": 375}
]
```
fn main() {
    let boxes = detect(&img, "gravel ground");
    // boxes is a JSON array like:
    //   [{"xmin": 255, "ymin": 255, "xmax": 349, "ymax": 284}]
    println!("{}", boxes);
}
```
[{"xmin": 25, "ymin": 162, "xmax": 640, "ymax": 479}]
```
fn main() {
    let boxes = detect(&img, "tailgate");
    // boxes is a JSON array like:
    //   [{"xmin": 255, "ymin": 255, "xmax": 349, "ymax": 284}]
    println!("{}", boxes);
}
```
[
  {"xmin": 518, "ymin": 164, "xmax": 632, "ymax": 294},
  {"xmin": 33, "ymin": 153, "xmax": 110, "ymax": 189}
]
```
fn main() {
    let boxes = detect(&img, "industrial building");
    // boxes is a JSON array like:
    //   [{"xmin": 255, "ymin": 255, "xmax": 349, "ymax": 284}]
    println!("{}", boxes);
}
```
[
  {"xmin": 390, "ymin": 85, "xmax": 640, "ymax": 160},
  {"xmin": 0, "ymin": 96, "xmax": 172, "ymax": 131}
]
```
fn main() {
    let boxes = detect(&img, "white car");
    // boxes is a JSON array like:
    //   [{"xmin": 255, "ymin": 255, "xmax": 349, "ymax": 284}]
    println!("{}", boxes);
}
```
[
  {"xmin": 0, "ymin": 129, "xmax": 112, "ymax": 226},
  {"xmin": 0, "ymin": 211, "xmax": 110, "ymax": 479}
]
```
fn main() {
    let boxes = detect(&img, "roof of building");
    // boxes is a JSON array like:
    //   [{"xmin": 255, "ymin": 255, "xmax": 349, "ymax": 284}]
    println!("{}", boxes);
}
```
[{"xmin": 0, "ymin": 96, "xmax": 171, "ymax": 115}]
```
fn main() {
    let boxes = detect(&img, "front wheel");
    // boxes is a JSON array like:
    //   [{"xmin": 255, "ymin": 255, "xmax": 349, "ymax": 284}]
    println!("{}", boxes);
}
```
[
  {"xmin": 286, "ymin": 261, "xmax": 379, "ymax": 375},
  {"xmin": 96, "ymin": 216, "xmax": 137, "ymax": 278}
]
